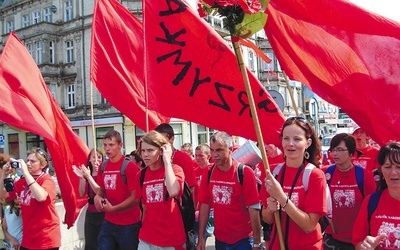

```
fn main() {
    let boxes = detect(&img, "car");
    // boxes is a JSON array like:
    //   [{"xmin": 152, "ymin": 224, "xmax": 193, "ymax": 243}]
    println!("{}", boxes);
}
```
[{"xmin": 321, "ymin": 135, "xmax": 334, "ymax": 153}]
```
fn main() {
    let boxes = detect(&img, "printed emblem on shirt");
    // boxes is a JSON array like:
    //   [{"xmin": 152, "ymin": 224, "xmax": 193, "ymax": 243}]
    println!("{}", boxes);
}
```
[
  {"xmin": 352, "ymin": 159, "xmax": 368, "ymax": 169},
  {"xmin": 18, "ymin": 190, "xmax": 33, "ymax": 206},
  {"xmin": 145, "ymin": 183, "xmax": 164, "ymax": 203},
  {"xmin": 378, "ymin": 222, "xmax": 400, "ymax": 249},
  {"xmin": 333, "ymin": 189, "xmax": 355, "ymax": 208},
  {"xmin": 212, "ymin": 185, "xmax": 233, "ymax": 205},
  {"xmin": 289, "ymin": 192, "xmax": 299, "ymax": 207},
  {"xmin": 104, "ymin": 174, "xmax": 117, "ymax": 190}
]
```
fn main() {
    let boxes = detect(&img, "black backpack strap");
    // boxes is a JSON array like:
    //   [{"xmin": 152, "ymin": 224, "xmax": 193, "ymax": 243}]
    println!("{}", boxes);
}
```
[
  {"xmin": 207, "ymin": 164, "xmax": 216, "ymax": 184},
  {"xmin": 237, "ymin": 163, "xmax": 244, "ymax": 186},
  {"xmin": 367, "ymin": 190, "xmax": 382, "ymax": 234},
  {"xmin": 354, "ymin": 165, "xmax": 364, "ymax": 197},
  {"xmin": 100, "ymin": 159, "xmax": 108, "ymax": 174},
  {"xmin": 139, "ymin": 168, "xmax": 147, "ymax": 225},
  {"xmin": 120, "ymin": 157, "xmax": 131, "ymax": 184}
]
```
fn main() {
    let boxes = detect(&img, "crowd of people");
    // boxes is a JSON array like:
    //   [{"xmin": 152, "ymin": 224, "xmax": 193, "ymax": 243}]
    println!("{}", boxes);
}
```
[{"xmin": 0, "ymin": 120, "xmax": 398, "ymax": 250}]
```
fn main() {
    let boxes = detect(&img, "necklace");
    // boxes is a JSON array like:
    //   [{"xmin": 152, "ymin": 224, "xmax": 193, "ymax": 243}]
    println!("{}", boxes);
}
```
[{"xmin": 337, "ymin": 164, "xmax": 353, "ymax": 172}]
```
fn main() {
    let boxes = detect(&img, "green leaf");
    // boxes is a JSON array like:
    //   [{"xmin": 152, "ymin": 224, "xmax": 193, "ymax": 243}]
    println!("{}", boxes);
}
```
[
  {"xmin": 233, "ymin": 12, "xmax": 267, "ymax": 39},
  {"xmin": 260, "ymin": 0, "xmax": 270, "ymax": 11}
]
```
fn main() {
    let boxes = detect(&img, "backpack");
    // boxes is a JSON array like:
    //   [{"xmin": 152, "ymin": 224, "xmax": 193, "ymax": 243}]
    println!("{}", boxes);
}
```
[
  {"xmin": 139, "ymin": 167, "xmax": 195, "ymax": 250},
  {"xmin": 367, "ymin": 190, "xmax": 382, "ymax": 234},
  {"xmin": 273, "ymin": 163, "xmax": 333, "ymax": 232},
  {"xmin": 100, "ymin": 157, "xmax": 131, "ymax": 184},
  {"xmin": 325, "ymin": 164, "xmax": 365, "ymax": 196}
]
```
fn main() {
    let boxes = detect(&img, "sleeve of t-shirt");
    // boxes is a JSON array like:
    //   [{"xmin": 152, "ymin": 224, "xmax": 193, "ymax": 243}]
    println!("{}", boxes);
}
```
[
  {"xmin": 352, "ymin": 195, "xmax": 370, "ymax": 246},
  {"xmin": 173, "ymin": 165, "xmax": 185, "ymax": 197},
  {"xmin": 184, "ymin": 159, "xmax": 196, "ymax": 187},
  {"xmin": 41, "ymin": 176, "xmax": 57, "ymax": 201},
  {"xmin": 126, "ymin": 161, "xmax": 140, "ymax": 191},
  {"xmin": 304, "ymin": 168, "xmax": 327, "ymax": 215},
  {"xmin": 133, "ymin": 170, "xmax": 143, "ymax": 200},
  {"xmin": 242, "ymin": 166, "xmax": 261, "ymax": 206},
  {"xmin": 197, "ymin": 167, "xmax": 211, "ymax": 205}
]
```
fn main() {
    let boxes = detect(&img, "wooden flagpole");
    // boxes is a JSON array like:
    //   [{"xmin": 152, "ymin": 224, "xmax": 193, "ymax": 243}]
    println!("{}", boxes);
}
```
[
  {"xmin": 90, "ymin": 81, "xmax": 97, "ymax": 162},
  {"xmin": 232, "ymin": 41, "xmax": 285, "ymax": 250},
  {"xmin": 283, "ymin": 71, "xmax": 300, "ymax": 117}
]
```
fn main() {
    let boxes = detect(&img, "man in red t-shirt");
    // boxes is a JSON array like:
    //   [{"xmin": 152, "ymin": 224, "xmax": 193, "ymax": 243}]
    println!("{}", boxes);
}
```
[
  {"xmin": 351, "ymin": 126, "xmax": 380, "ymax": 181},
  {"xmin": 197, "ymin": 131, "xmax": 263, "ymax": 250},
  {"xmin": 155, "ymin": 123, "xmax": 196, "ymax": 191},
  {"xmin": 94, "ymin": 130, "xmax": 141, "ymax": 250}
]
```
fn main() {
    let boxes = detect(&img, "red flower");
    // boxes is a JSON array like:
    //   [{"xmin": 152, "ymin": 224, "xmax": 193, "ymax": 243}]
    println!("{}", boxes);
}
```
[
  {"xmin": 197, "ymin": 2, "xmax": 208, "ymax": 17},
  {"xmin": 237, "ymin": 0, "xmax": 262, "ymax": 14}
]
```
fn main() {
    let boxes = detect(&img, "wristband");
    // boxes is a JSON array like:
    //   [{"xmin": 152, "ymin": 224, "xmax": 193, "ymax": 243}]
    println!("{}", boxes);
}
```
[
  {"xmin": 281, "ymin": 197, "xmax": 289, "ymax": 210},
  {"xmin": 28, "ymin": 181, "xmax": 36, "ymax": 187}
]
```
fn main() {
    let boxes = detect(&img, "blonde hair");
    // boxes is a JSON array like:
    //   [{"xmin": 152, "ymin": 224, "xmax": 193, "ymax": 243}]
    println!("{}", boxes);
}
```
[
  {"xmin": 28, "ymin": 147, "xmax": 48, "ymax": 171},
  {"xmin": 137, "ymin": 131, "xmax": 169, "ymax": 153}
]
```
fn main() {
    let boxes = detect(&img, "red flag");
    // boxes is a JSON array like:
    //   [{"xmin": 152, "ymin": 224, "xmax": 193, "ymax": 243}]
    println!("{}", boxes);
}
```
[
  {"xmin": 91, "ymin": 0, "xmax": 169, "ymax": 131},
  {"xmin": 265, "ymin": 0, "xmax": 400, "ymax": 145},
  {"xmin": 144, "ymin": 0, "xmax": 285, "ymax": 146},
  {"xmin": 0, "ymin": 32, "xmax": 90, "ymax": 228}
]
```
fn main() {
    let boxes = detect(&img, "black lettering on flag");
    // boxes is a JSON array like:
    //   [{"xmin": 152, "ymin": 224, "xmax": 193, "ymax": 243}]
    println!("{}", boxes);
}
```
[
  {"xmin": 159, "ymin": 0, "xmax": 186, "ymax": 16},
  {"xmin": 238, "ymin": 91, "xmax": 250, "ymax": 116},
  {"xmin": 157, "ymin": 49, "xmax": 192, "ymax": 86},
  {"xmin": 209, "ymin": 82, "xmax": 234, "ymax": 111},
  {"xmin": 156, "ymin": 22, "xmax": 186, "ymax": 47},
  {"xmin": 257, "ymin": 89, "xmax": 278, "ymax": 113},
  {"xmin": 189, "ymin": 68, "xmax": 211, "ymax": 97}
]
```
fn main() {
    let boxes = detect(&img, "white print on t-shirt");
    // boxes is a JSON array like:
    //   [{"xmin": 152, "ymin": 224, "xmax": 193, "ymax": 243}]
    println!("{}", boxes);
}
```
[
  {"xmin": 333, "ymin": 189, "xmax": 355, "ymax": 208},
  {"xmin": 104, "ymin": 174, "xmax": 117, "ymax": 190},
  {"xmin": 212, "ymin": 185, "xmax": 233, "ymax": 205},
  {"xmin": 352, "ymin": 159, "xmax": 368, "ymax": 169},
  {"xmin": 287, "ymin": 192, "xmax": 299, "ymax": 207},
  {"xmin": 18, "ymin": 189, "xmax": 33, "ymax": 206},
  {"xmin": 145, "ymin": 183, "xmax": 164, "ymax": 203},
  {"xmin": 378, "ymin": 222, "xmax": 400, "ymax": 249}
]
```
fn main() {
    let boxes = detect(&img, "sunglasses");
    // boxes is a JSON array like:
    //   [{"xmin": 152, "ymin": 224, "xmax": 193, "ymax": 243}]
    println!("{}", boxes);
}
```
[
  {"xmin": 35, "ymin": 148, "xmax": 48, "ymax": 161},
  {"xmin": 285, "ymin": 116, "xmax": 310, "ymax": 125}
]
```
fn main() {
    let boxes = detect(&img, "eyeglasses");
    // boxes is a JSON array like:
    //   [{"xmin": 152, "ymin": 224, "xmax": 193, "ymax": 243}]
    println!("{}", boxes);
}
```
[{"xmin": 329, "ymin": 148, "xmax": 349, "ymax": 153}]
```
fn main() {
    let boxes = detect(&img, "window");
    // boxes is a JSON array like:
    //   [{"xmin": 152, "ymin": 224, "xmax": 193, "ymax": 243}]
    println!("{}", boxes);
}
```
[
  {"xmin": 36, "ymin": 42, "xmax": 43, "ymax": 64},
  {"xmin": 33, "ymin": 11, "xmax": 41, "ymax": 24},
  {"xmin": 27, "ymin": 44, "xmax": 34, "ymax": 57},
  {"xmin": 49, "ymin": 83, "xmax": 56, "ymax": 99},
  {"xmin": 26, "ymin": 133, "xmax": 45, "ymax": 151},
  {"xmin": 96, "ymin": 127, "xmax": 114, "ymax": 150},
  {"xmin": 49, "ymin": 41, "xmax": 55, "ymax": 64},
  {"xmin": 44, "ymin": 7, "xmax": 52, "ymax": 22},
  {"xmin": 64, "ymin": 0, "xmax": 73, "ymax": 21},
  {"xmin": 66, "ymin": 84, "xmax": 75, "ymax": 108},
  {"xmin": 8, "ymin": 134, "xmax": 19, "ymax": 159},
  {"xmin": 66, "ymin": 40, "xmax": 74, "ymax": 63},
  {"xmin": 263, "ymin": 52, "xmax": 275, "ymax": 71},
  {"xmin": 197, "ymin": 125, "xmax": 214, "ymax": 144},
  {"xmin": 22, "ymin": 14, "xmax": 30, "ymax": 27},
  {"xmin": 171, "ymin": 124, "xmax": 183, "ymax": 149},
  {"xmin": 248, "ymin": 50, "xmax": 254, "ymax": 70},
  {"xmin": 6, "ymin": 21, "xmax": 14, "ymax": 32}
]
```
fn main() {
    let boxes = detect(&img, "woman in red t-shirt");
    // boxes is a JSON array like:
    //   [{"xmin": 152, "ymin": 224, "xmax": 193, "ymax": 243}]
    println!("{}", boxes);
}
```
[
  {"xmin": 134, "ymin": 130, "xmax": 186, "ymax": 249},
  {"xmin": 353, "ymin": 141, "xmax": 400, "ymax": 249},
  {"xmin": 73, "ymin": 148, "xmax": 105, "ymax": 250},
  {"xmin": 260, "ymin": 117, "xmax": 326, "ymax": 249},
  {"xmin": 0, "ymin": 148, "xmax": 61, "ymax": 249}
]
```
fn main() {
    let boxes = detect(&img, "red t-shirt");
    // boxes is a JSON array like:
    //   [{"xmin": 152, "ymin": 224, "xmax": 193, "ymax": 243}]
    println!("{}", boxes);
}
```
[
  {"xmin": 11, "ymin": 173, "xmax": 61, "ymax": 249},
  {"xmin": 134, "ymin": 165, "xmax": 186, "ymax": 247},
  {"xmin": 193, "ymin": 163, "xmax": 212, "ymax": 210},
  {"xmin": 173, "ymin": 149, "xmax": 196, "ymax": 187},
  {"xmin": 98, "ymin": 157, "xmax": 140, "ymax": 225},
  {"xmin": 353, "ymin": 190, "xmax": 400, "ymax": 249},
  {"xmin": 321, "ymin": 166, "xmax": 376, "ymax": 243},
  {"xmin": 198, "ymin": 160, "xmax": 260, "ymax": 244},
  {"xmin": 87, "ymin": 174, "xmax": 102, "ymax": 213},
  {"xmin": 352, "ymin": 145, "xmax": 380, "ymax": 173},
  {"xmin": 259, "ymin": 163, "xmax": 326, "ymax": 250}
]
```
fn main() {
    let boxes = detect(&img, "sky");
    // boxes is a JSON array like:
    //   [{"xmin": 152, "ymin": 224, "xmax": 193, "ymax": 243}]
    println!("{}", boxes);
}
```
[{"xmin": 349, "ymin": 0, "xmax": 400, "ymax": 22}]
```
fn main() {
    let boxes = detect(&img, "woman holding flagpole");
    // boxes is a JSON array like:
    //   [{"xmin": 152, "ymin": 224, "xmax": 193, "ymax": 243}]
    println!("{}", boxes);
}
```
[{"xmin": 260, "ymin": 117, "xmax": 327, "ymax": 249}]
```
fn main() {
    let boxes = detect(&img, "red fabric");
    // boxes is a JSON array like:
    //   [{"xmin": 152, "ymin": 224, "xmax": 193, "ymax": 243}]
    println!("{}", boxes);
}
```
[
  {"xmin": 265, "ymin": 0, "xmax": 400, "ymax": 146},
  {"xmin": 320, "ymin": 166, "xmax": 376, "ymax": 243},
  {"xmin": 352, "ymin": 145, "xmax": 380, "ymax": 173},
  {"xmin": 134, "ymin": 165, "xmax": 186, "ymax": 247},
  {"xmin": 97, "ymin": 157, "xmax": 140, "ymax": 225},
  {"xmin": 259, "ymin": 165, "xmax": 326, "ymax": 249},
  {"xmin": 198, "ymin": 161, "xmax": 260, "ymax": 244},
  {"xmin": 353, "ymin": 190, "xmax": 400, "ymax": 249},
  {"xmin": 0, "ymin": 33, "xmax": 90, "ymax": 228},
  {"xmin": 12, "ymin": 174, "xmax": 61, "ymax": 248},
  {"xmin": 90, "ymin": 0, "xmax": 169, "ymax": 131},
  {"xmin": 144, "ymin": 0, "xmax": 284, "ymax": 146}
]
